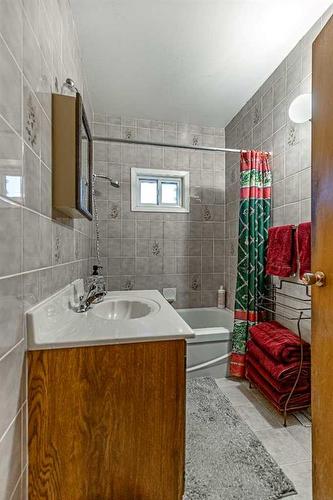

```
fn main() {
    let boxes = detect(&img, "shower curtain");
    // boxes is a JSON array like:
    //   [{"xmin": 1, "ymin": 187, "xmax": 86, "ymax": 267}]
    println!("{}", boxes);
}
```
[{"xmin": 230, "ymin": 150, "xmax": 272, "ymax": 378}]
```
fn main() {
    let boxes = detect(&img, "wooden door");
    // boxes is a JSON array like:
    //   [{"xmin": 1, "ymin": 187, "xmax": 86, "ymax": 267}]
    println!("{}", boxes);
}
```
[{"xmin": 312, "ymin": 13, "xmax": 333, "ymax": 500}]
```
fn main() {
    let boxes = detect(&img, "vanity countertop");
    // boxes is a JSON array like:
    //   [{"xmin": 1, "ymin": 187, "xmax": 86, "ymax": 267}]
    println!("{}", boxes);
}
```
[{"xmin": 26, "ymin": 280, "xmax": 194, "ymax": 350}]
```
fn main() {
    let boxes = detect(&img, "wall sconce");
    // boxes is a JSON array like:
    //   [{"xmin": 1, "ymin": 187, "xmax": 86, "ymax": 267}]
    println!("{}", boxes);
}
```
[{"xmin": 288, "ymin": 93, "xmax": 312, "ymax": 124}]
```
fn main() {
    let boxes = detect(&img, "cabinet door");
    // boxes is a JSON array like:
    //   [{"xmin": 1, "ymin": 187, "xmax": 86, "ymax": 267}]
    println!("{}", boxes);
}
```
[{"xmin": 28, "ymin": 340, "xmax": 186, "ymax": 499}]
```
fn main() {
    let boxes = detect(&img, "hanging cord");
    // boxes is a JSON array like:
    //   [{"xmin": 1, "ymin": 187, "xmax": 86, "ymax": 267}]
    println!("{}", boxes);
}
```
[{"xmin": 92, "ymin": 174, "xmax": 102, "ymax": 266}]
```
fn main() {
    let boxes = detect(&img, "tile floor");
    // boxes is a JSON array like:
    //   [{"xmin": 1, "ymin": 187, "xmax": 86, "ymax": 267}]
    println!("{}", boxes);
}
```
[{"xmin": 215, "ymin": 377, "xmax": 312, "ymax": 500}]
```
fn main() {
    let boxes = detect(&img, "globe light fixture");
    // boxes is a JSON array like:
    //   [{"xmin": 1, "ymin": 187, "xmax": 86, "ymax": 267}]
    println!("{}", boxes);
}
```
[{"xmin": 288, "ymin": 93, "xmax": 312, "ymax": 124}]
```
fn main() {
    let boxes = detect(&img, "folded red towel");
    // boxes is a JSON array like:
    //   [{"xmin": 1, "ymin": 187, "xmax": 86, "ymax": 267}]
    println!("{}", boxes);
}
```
[
  {"xmin": 297, "ymin": 222, "xmax": 311, "ymax": 279},
  {"xmin": 246, "ymin": 361, "xmax": 311, "ymax": 411},
  {"xmin": 249, "ymin": 321, "xmax": 311, "ymax": 363},
  {"xmin": 266, "ymin": 225, "xmax": 297, "ymax": 277},
  {"xmin": 246, "ymin": 350, "xmax": 310, "ymax": 393},
  {"xmin": 247, "ymin": 339, "xmax": 311, "ymax": 382}
]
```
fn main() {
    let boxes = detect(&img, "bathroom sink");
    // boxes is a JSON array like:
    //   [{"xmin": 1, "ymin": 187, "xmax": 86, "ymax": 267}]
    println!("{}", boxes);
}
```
[
  {"xmin": 26, "ymin": 282, "xmax": 194, "ymax": 350},
  {"xmin": 91, "ymin": 297, "xmax": 160, "ymax": 320}
]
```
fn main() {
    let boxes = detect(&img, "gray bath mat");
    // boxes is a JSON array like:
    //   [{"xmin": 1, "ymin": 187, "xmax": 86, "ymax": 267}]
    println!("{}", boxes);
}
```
[{"xmin": 185, "ymin": 377, "xmax": 297, "ymax": 500}]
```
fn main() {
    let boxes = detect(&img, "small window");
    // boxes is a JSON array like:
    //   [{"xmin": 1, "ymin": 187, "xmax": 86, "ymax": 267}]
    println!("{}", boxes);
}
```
[
  {"xmin": 139, "ymin": 179, "xmax": 158, "ymax": 205},
  {"xmin": 131, "ymin": 168, "xmax": 190, "ymax": 212}
]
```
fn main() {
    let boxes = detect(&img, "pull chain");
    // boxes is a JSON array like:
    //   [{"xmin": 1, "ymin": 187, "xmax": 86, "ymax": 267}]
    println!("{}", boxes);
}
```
[{"xmin": 92, "ymin": 174, "xmax": 102, "ymax": 267}]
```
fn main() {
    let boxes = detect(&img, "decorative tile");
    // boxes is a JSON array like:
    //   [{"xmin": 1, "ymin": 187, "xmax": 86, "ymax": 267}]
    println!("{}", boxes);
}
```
[
  {"xmin": 202, "ymin": 205, "xmax": 212, "ymax": 221},
  {"xmin": 53, "ymin": 226, "xmax": 61, "ymax": 265},
  {"xmin": 24, "ymin": 89, "xmax": 40, "ymax": 154},
  {"xmin": 152, "ymin": 240, "xmax": 161, "ymax": 256},
  {"xmin": 287, "ymin": 126, "xmax": 297, "ymax": 147},
  {"xmin": 110, "ymin": 204, "xmax": 120, "ymax": 219},
  {"xmin": 191, "ymin": 274, "xmax": 201, "ymax": 290},
  {"xmin": 124, "ymin": 128, "xmax": 135, "ymax": 140},
  {"xmin": 122, "ymin": 278, "xmax": 134, "ymax": 290}
]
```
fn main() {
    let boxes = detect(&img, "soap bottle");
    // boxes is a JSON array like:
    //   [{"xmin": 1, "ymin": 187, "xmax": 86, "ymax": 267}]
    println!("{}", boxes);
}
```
[
  {"xmin": 217, "ymin": 285, "xmax": 226, "ymax": 309},
  {"xmin": 87, "ymin": 265, "xmax": 106, "ymax": 299}
]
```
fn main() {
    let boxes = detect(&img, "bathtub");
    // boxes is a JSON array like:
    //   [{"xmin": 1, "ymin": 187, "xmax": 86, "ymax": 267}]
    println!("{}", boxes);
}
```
[{"xmin": 176, "ymin": 307, "xmax": 233, "ymax": 379}]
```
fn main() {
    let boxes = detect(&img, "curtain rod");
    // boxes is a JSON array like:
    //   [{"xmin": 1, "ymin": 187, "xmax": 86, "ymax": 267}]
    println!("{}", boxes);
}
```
[{"xmin": 93, "ymin": 136, "xmax": 272, "ymax": 155}]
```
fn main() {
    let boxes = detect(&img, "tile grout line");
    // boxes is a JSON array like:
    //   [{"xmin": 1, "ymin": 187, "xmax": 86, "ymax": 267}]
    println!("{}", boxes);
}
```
[
  {"xmin": 0, "ymin": 400, "xmax": 25, "ymax": 444},
  {"xmin": 0, "ymin": 257, "xmax": 90, "ymax": 282},
  {"xmin": 0, "ymin": 338, "xmax": 25, "ymax": 364},
  {"xmin": 9, "ymin": 464, "xmax": 28, "ymax": 500},
  {"xmin": 0, "ymin": 193, "xmax": 91, "ymax": 238}
]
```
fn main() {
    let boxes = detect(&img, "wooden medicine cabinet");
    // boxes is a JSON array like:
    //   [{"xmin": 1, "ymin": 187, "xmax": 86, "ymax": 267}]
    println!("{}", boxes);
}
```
[{"xmin": 52, "ymin": 93, "xmax": 93, "ymax": 220}]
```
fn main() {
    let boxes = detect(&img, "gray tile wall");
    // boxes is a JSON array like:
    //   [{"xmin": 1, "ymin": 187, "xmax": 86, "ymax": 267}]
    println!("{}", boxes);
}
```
[
  {"xmin": 0, "ymin": 1, "xmax": 92, "ymax": 497},
  {"xmin": 92, "ymin": 115, "xmax": 226, "ymax": 308},
  {"xmin": 224, "ymin": 8, "xmax": 333, "ymax": 339}
]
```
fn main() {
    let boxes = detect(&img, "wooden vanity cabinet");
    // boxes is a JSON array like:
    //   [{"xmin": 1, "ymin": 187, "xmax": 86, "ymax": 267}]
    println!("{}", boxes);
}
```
[{"xmin": 28, "ymin": 340, "xmax": 186, "ymax": 500}]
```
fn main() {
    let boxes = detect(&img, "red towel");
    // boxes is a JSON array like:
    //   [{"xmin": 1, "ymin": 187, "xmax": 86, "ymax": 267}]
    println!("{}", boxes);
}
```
[
  {"xmin": 297, "ymin": 222, "xmax": 311, "ymax": 279},
  {"xmin": 246, "ymin": 361, "xmax": 311, "ymax": 411},
  {"xmin": 266, "ymin": 225, "xmax": 297, "ymax": 277},
  {"xmin": 246, "ymin": 351, "xmax": 310, "ymax": 393},
  {"xmin": 247, "ymin": 339, "xmax": 311, "ymax": 382},
  {"xmin": 249, "ymin": 321, "xmax": 311, "ymax": 363}
]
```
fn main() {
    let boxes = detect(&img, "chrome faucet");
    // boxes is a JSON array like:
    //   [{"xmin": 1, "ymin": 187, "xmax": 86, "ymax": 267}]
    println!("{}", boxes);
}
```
[{"xmin": 75, "ymin": 279, "xmax": 107, "ymax": 313}]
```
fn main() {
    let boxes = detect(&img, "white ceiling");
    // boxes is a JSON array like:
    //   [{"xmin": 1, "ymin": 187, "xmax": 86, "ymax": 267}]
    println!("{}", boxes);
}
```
[{"xmin": 70, "ymin": 0, "xmax": 332, "ymax": 127}]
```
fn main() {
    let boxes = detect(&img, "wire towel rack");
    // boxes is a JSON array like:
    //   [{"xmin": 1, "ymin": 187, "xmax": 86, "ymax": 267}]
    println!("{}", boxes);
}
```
[{"xmin": 254, "ymin": 279, "xmax": 311, "ymax": 426}]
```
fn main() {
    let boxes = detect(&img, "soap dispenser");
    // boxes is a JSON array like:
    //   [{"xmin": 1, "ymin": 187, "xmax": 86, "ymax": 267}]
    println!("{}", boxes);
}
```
[{"xmin": 87, "ymin": 265, "xmax": 106, "ymax": 300}]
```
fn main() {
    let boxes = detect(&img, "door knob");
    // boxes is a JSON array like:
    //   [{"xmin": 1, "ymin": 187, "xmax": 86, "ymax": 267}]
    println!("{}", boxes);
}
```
[{"xmin": 302, "ymin": 271, "xmax": 326, "ymax": 287}]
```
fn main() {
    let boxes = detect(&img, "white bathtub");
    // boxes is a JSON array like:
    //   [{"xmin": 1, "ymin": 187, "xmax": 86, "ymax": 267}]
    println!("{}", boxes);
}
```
[{"xmin": 176, "ymin": 307, "xmax": 233, "ymax": 379}]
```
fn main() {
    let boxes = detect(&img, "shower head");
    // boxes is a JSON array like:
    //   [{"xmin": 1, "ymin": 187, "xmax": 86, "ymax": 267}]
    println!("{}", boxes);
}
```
[
  {"xmin": 110, "ymin": 179, "xmax": 120, "ymax": 189},
  {"xmin": 93, "ymin": 173, "xmax": 120, "ymax": 188}
]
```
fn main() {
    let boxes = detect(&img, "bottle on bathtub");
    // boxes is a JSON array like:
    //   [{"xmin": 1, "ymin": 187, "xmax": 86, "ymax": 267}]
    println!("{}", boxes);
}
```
[{"xmin": 217, "ymin": 285, "xmax": 226, "ymax": 309}]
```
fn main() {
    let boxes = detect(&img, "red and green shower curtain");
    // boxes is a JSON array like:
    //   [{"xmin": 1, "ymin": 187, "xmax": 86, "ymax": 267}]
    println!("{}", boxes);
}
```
[{"xmin": 230, "ymin": 150, "xmax": 272, "ymax": 378}]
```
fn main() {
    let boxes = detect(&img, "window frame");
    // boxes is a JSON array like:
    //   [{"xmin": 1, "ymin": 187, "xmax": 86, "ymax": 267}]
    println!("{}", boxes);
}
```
[{"xmin": 131, "ymin": 167, "xmax": 190, "ymax": 213}]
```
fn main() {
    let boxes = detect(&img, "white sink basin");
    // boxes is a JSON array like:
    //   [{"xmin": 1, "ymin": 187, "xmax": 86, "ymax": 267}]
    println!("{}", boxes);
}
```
[
  {"xmin": 26, "ymin": 281, "xmax": 194, "ymax": 350},
  {"xmin": 91, "ymin": 297, "xmax": 160, "ymax": 320}
]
